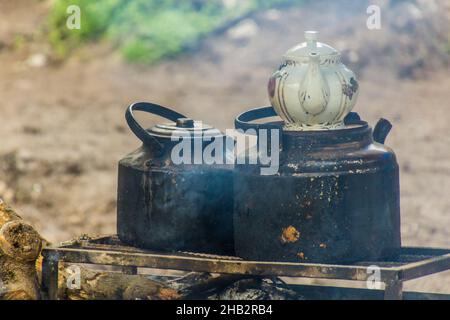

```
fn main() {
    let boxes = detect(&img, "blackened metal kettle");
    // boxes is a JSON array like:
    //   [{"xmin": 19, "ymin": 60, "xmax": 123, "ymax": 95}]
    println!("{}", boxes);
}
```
[
  {"xmin": 117, "ymin": 102, "xmax": 234, "ymax": 255},
  {"xmin": 233, "ymin": 107, "xmax": 401, "ymax": 263}
]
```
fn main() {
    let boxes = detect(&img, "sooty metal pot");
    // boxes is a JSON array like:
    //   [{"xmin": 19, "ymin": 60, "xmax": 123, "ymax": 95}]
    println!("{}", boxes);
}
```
[
  {"xmin": 117, "ymin": 102, "xmax": 234, "ymax": 255},
  {"xmin": 233, "ymin": 107, "xmax": 401, "ymax": 263}
]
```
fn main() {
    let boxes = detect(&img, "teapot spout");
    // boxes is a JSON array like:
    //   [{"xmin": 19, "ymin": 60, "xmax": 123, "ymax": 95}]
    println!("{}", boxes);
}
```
[{"xmin": 298, "ymin": 52, "xmax": 330, "ymax": 116}]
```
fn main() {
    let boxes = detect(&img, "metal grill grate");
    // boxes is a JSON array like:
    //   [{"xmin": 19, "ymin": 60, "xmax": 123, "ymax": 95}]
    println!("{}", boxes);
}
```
[{"xmin": 41, "ymin": 235, "xmax": 450, "ymax": 300}]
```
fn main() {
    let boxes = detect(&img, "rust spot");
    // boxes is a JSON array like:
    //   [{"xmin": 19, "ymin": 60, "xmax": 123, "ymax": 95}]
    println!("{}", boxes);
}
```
[
  {"xmin": 280, "ymin": 226, "xmax": 300, "ymax": 244},
  {"xmin": 297, "ymin": 252, "xmax": 306, "ymax": 260}
]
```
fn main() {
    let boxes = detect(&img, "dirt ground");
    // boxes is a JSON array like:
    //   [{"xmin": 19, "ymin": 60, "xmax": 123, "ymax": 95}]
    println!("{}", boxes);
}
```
[{"xmin": 0, "ymin": 0, "xmax": 449, "ymax": 293}]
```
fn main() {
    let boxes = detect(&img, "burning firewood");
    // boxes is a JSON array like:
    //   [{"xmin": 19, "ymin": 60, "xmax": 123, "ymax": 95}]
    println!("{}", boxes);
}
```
[{"xmin": 0, "ymin": 200, "xmax": 43, "ymax": 300}]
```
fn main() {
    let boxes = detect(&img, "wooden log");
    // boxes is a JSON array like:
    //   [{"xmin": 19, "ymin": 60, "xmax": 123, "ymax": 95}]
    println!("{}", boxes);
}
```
[
  {"xmin": 0, "ymin": 199, "xmax": 301, "ymax": 300},
  {"xmin": 0, "ymin": 201, "xmax": 42, "ymax": 300},
  {"xmin": 58, "ymin": 265, "xmax": 181, "ymax": 300},
  {"xmin": 58, "ymin": 265, "xmax": 250, "ymax": 300},
  {"xmin": 56, "ymin": 264, "xmax": 300, "ymax": 300}
]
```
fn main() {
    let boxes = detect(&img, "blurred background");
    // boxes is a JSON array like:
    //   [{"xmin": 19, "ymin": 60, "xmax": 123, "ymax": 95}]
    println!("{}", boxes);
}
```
[{"xmin": 0, "ymin": 0, "xmax": 448, "ymax": 292}]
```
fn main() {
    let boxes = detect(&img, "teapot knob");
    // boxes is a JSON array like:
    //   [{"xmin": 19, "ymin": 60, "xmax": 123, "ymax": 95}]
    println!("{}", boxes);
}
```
[{"xmin": 305, "ymin": 30, "xmax": 318, "ymax": 49}]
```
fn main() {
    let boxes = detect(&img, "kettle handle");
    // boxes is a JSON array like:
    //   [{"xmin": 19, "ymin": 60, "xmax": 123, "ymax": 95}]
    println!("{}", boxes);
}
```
[
  {"xmin": 235, "ymin": 106, "xmax": 282, "ymax": 132},
  {"xmin": 235, "ymin": 107, "xmax": 363, "ymax": 130},
  {"xmin": 125, "ymin": 102, "xmax": 187, "ymax": 149}
]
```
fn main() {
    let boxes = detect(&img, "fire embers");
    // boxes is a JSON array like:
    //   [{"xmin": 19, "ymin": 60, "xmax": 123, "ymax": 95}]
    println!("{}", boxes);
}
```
[{"xmin": 280, "ymin": 225, "xmax": 300, "ymax": 244}]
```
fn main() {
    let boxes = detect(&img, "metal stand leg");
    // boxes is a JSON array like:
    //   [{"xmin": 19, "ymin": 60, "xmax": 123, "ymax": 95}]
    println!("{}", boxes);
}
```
[
  {"xmin": 384, "ymin": 280, "xmax": 403, "ymax": 300},
  {"xmin": 41, "ymin": 258, "xmax": 59, "ymax": 300}
]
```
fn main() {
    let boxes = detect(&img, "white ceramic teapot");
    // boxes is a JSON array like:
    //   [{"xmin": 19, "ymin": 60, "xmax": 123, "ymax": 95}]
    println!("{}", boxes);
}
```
[{"xmin": 268, "ymin": 31, "xmax": 359, "ymax": 130}]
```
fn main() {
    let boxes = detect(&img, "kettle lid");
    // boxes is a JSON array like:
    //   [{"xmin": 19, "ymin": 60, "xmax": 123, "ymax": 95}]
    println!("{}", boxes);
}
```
[
  {"xmin": 148, "ymin": 118, "xmax": 223, "ymax": 140},
  {"xmin": 125, "ymin": 102, "xmax": 226, "ymax": 151},
  {"xmin": 283, "ymin": 31, "xmax": 339, "ymax": 62}
]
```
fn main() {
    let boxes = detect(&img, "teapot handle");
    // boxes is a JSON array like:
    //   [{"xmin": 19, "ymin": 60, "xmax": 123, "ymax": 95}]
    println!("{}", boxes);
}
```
[{"xmin": 125, "ymin": 102, "xmax": 187, "ymax": 149}]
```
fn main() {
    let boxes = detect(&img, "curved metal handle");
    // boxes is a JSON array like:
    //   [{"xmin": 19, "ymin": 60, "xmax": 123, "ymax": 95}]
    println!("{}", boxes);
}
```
[
  {"xmin": 235, "ymin": 106, "xmax": 281, "ymax": 132},
  {"xmin": 344, "ymin": 112, "xmax": 361, "ymax": 124},
  {"xmin": 125, "ymin": 102, "xmax": 187, "ymax": 149},
  {"xmin": 373, "ymin": 118, "xmax": 392, "ymax": 144}
]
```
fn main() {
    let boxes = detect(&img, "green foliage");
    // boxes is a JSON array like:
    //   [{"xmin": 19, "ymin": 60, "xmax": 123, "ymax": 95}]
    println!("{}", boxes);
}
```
[{"xmin": 48, "ymin": 0, "xmax": 302, "ymax": 63}]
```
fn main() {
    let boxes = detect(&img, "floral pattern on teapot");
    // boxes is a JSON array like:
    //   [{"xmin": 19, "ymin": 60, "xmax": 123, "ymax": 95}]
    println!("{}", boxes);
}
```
[{"xmin": 268, "ymin": 31, "xmax": 359, "ymax": 130}]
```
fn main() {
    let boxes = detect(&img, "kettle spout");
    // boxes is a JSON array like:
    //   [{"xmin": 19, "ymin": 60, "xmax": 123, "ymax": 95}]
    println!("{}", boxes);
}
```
[
  {"xmin": 373, "ymin": 118, "xmax": 392, "ymax": 144},
  {"xmin": 298, "ymin": 53, "xmax": 330, "ymax": 117}
]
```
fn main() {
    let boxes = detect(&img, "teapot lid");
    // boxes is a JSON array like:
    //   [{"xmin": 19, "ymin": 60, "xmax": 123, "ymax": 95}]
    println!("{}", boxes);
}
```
[{"xmin": 283, "ymin": 31, "xmax": 339, "ymax": 61}]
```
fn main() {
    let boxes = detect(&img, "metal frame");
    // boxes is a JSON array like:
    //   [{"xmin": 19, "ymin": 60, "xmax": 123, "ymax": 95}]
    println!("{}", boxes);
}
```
[{"xmin": 41, "ymin": 235, "xmax": 450, "ymax": 300}]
